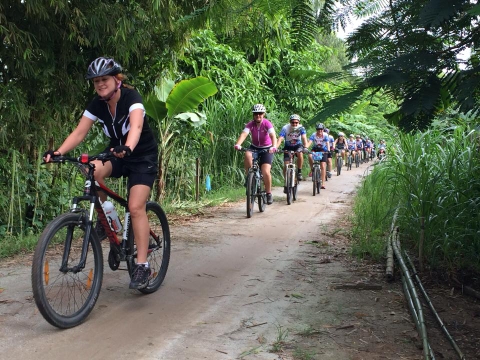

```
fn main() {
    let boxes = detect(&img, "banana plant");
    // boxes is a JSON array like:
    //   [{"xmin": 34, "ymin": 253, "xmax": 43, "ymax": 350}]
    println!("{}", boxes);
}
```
[{"xmin": 144, "ymin": 76, "xmax": 218, "ymax": 200}]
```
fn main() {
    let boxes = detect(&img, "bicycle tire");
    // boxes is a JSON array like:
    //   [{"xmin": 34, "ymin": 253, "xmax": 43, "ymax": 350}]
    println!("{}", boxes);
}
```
[
  {"xmin": 337, "ymin": 157, "xmax": 342, "ymax": 176},
  {"xmin": 246, "ymin": 172, "xmax": 255, "ymax": 218},
  {"xmin": 316, "ymin": 168, "xmax": 321, "ymax": 194},
  {"xmin": 127, "ymin": 202, "xmax": 171, "ymax": 294},
  {"xmin": 286, "ymin": 169, "xmax": 292, "ymax": 205},
  {"xmin": 292, "ymin": 176, "xmax": 297, "ymax": 201},
  {"xmin": 32, "ymin": 212, "xmax": 103, "ymax": 329},
  {"xmin": 312, "ymin": 167, "xmax": 319, "ymax": 196},
  {"xmin": 355, "ymin": 154, "xmax": 359, "ymax": 168},
  {"xmin": 258, "ymin": 176, "xmax": 266, "ymax": 212}
]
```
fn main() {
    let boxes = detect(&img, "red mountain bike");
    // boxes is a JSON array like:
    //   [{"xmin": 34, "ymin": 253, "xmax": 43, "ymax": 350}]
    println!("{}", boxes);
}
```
[{"xmin": 31, "ymin": 152, "xmax": 170, "ymax": 328}]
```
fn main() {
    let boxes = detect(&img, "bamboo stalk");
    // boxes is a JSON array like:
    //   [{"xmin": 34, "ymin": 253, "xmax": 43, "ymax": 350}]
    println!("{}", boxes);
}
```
[
  {"xmin": 405, "ymin": 252, "xmax": 465, "ymax": 360},
  {"xmin": 386, "ymin": 207, "xmax": 399, "ymax": 281},
  {"xmin": 391, "ymin": 227, "xmax": 431, "ymax": 360},
  {"xmin": 401, "ymin": 274, "xmax": 436, "ymax": 360},
  {"xmin": 386, "ymin": 231, "xmax": 394, "ymax": 282}
]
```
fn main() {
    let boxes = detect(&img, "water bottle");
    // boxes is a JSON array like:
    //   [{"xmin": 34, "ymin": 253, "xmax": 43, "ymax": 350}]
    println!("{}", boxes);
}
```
[{"xmin": 101, "ymin": 201, "xmax": 122, "ymax": 233}]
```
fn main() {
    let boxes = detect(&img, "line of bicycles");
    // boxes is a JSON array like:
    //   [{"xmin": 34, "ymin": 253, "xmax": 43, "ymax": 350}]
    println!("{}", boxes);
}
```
[{"xmin": 241, "ymin": 146, "xmax": 383, "ymax": 218}]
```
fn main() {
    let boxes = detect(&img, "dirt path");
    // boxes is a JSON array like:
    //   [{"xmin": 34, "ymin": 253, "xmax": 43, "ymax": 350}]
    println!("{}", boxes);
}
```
[{"xmin": 0, "ymin": 162, "xmax": 477, "ymax": 359}]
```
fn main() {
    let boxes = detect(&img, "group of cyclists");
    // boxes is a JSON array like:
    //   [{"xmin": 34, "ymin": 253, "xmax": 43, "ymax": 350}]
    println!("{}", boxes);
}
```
[{"xmin": 234, "ymin": 104, "xmax": 387, "ymax": 204}]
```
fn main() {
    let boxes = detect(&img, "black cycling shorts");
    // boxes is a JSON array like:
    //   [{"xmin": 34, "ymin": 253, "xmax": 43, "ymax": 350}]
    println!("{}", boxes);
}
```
[
  {"xmin": 283, "ymin": 144, "xmax": 304, "ymax": 161},
  {"xmin": 109, "ymin": 153, "xmax": 158, "ymax": 190},
  {"xmin": 248, "ymin": 145, "xmax": 273, "ymax": 166}
]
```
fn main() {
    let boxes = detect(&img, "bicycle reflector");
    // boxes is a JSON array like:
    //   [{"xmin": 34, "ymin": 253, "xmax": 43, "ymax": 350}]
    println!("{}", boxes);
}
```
[{"xmin": 80, "ymin": 153, "xmax": 89, "ymax": 164}]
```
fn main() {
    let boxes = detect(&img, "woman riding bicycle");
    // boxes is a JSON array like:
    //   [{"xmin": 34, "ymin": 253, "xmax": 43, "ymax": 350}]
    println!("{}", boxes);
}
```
[
  {"xmin": 347, "ymin": 134, "xmax": 356, "ymax": 158},
  {"xmin": 333, "ymin": 132, "xmax": 347, "ymax": 165},
  {"xmin": 306, "ymin": 123, "xmax": 330, "ymax": 189},
  {"xmin": 43, "ymin": 57, "xmax": 157, "ymax": 290},
  {"xmin": 234, "ymin": 104, "xmax": 277, "ymax": 205}
]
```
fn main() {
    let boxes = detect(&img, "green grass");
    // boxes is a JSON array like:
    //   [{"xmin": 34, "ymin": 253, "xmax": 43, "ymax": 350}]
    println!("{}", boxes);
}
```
[{"xmin": 350, "ymin": 124, "xmax": 480, "ymax": 275}]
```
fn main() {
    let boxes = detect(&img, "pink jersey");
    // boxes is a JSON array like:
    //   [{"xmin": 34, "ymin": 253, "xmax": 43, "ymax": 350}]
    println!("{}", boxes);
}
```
[{"xmin": 243, "ymin": 119, "xmax": 275, "ymax": 148}]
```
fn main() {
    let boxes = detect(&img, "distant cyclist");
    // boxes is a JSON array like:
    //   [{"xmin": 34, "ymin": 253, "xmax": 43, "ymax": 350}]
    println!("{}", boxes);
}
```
[
  {"xmin": 234, "ymin": 104, "xmax": 277, "ymax": 205},
  {"xmin": 355, "ymin": 135, "xmax": 364, "ymax": 161},
  {"xmin": 333, "ymin": 132, "xmax": 347, "ymax": 165},
  {"xmin": 377, "ymin": 139, "xmax": 387, "ymax": 158},
  {"xmin": 364, "ymin": 136, "xmax": 372, "ymax": 159},
  {"xmin": 305, "ymin": 123, "xmax": 330, "ymax": 189},
  {"xmin": 324, "ymin": 128, "xmax": 335, "ymax": 177},
  {"xmin": 347, "ymin": 134, "xmax": 356, "ymax": 158},
  {"xmin": 276, "ymin": 114, "xmax": 308, "ymax": 184}
]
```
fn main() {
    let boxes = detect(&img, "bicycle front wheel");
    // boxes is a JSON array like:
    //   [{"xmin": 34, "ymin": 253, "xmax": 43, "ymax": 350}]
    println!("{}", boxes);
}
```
[
  {"xmin": 337, "ymin": 157, "xmax": 342, "ymax": 176},
  {"xmin": 246, "ymin": 172, "xmax": 256, "ymax": 218},
  {"xmin": 31, "ymin": 212, "xmax": 103, "ymax": 329},
  {"xmin": 128, "ymin": 202, "xmax": 171, "ymax": 294}
]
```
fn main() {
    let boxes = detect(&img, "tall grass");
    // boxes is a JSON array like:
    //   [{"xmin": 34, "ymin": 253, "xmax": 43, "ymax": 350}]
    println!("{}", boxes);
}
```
[{"xmin": 351, "ymin": 125, "xmax": 480, "ymax": 274}]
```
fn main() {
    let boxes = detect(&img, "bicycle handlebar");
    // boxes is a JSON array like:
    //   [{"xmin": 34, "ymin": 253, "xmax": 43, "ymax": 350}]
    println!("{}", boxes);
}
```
[
  {"xmin": 239, "ymin": 147, "xmax": 270, "ymax": 154},
  {"xmin": 42, "ymin": 152, "xmax": 117, "ymax": 165}
]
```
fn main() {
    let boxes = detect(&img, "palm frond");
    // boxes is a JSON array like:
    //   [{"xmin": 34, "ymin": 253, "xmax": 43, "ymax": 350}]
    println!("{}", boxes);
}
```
[
  {"xmin": 307, "ymin": 88, "xmax": 365, "ymax": 126},
  {"xmin": 290, "ymin": 0, "xmax": 318, "ymax": 51}
]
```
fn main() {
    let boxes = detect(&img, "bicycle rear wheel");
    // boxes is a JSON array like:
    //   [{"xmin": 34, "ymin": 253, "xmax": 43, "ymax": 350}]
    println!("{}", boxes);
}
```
[
  {"xmin": 127, "ymin": 202, "xmax": 171, "ymax": 294},
  {"xmin": 246, "ymin": 172, "xmax": 255, "ymax": 218},
  {"xmin": 286, "ymin": 169, "xmax": 292, "ymax": 205},
  {"xmin": 31, "ymin": 212, "xmax": 103, "ymax": 329}
]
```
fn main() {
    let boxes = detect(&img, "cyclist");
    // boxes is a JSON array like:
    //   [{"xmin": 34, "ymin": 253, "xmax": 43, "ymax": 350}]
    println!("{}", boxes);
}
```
[
  {"xmin": 333, "ymin": 132, "xmax": 347, "ymax": 165},
  {"xmin": 347, "ymin": 134, "xmax": 356, "ymax": 160},
  {"xmin": 276, "ymin": 114, "xmax": 308, "ymax": 187},
  {"xmin": 355, "ymin": 135, "xmax": 364, "ymax": 162},
  {"xmin": 324, "ymin": 128, "xmax": 335, "ymax": 177},
  {"xmin": 234, "ymin": 104, "xmax": 277, "ymax": 205},
  {"xmin": 364, "ymin": 136, "xmax": 372, "ymax": 159},
  {"xmin": 306, "ymin": 123, "xmax": 330, "ymax": 189},
  {"xmin": 378, "ymin": 139, "xmax": 387, "ymax": 158},
  {"xmin": 43, "ymin": 57, "xmax": 158, "ymax": 290}
]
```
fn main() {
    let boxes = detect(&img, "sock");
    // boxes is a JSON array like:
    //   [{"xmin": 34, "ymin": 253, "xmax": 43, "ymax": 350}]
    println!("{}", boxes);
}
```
[{"xmin": 137, "ymin": 262, "xmax": 149, "ymax": 268}]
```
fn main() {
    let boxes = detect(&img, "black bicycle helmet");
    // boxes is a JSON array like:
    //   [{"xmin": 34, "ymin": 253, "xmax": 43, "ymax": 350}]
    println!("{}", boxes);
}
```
[
  {"xmin": 86, "ymin": 57, "xmax": 122, "ymax": 79},
  {"xmin": 316, "ymin": 123, "xmax": 325, "ymax": 130}
]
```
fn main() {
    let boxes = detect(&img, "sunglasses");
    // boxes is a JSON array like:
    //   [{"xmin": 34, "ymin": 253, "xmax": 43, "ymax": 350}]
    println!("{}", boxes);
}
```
[{"xmin": 290, "ymin": 122, "xmax": 299, "ymax": 125}]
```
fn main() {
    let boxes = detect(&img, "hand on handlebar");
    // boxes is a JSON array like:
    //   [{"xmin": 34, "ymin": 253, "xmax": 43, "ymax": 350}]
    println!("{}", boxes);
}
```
[
  {"xmin": 43, "ymin": 150, "xmax": 61, "ymax": 163},
  {"xmin": 269, "ymin": 146, "xmax": 277, "ymax": 153},
  {"xmin": 234, "ymin": 144, "xmax": 242, "ymax": 151},
  {"xmin": 111, "ymin": 145, "xmax": 132, "ymax": 158}
]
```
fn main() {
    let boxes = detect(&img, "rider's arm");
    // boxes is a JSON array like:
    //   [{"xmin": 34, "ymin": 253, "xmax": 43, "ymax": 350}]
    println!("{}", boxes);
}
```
[
  {"xmin": 235, "ymin": 130, "xmax": 249, "ymax": 147},
  {"xmin": 57, "ymin": 115, "xmax": 94, "ymax": 155},
  {"xmin": 268, "ymin": 129, "xmax": 277, "ymax": 146},
  {"xmin": 301, "ymin": 134, "xmax": 308, "ymax": 148},
  {"xmin": 123, "ymin": 108, "xmax": 144, "ymax": 152},
  {"xmin": 275, "ymin": 136, "xmax": 284, "ymax": 148}
]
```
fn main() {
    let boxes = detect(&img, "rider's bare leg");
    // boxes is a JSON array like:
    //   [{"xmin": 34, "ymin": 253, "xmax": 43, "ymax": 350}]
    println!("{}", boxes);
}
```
[{"xmin": 261, "ymin": 163, "xmax": 272, "ymax": 193}]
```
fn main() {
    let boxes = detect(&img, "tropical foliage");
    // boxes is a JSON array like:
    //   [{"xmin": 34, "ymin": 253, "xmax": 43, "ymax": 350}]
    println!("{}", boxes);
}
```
[
  {"xmin": 316, "ymin": 0, "xmax": 480, "ymax": 131},
  {"xmin": 351, "ymin": 113, "xmax": 480, "ymax": 276}
]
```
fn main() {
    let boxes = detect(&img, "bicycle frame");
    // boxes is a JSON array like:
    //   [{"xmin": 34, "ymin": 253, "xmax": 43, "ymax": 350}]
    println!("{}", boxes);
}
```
[{"xmin": 54, "ymin": 154, "xmax": 131, "ymax": 273}]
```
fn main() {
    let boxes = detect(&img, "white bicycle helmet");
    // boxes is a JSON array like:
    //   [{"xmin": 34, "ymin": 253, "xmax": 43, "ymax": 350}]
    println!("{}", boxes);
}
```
[
  {"xmin": 349, "ymin": 134, "xmax": 354, "ymax": 138},
  {"xmin": 289, "ymin": 114, "xmax": 300, "ymax": 121},
  {"xmin": 338, "ymin": 132, "xmax": 345, "ymax": 137},
  {"xmin": 252, "ymin": 104, "xmax": 266, "ymax": 113},
  {"xmin": 86, "ymin": 57, "xmax": 122, "ymax": 79}
]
